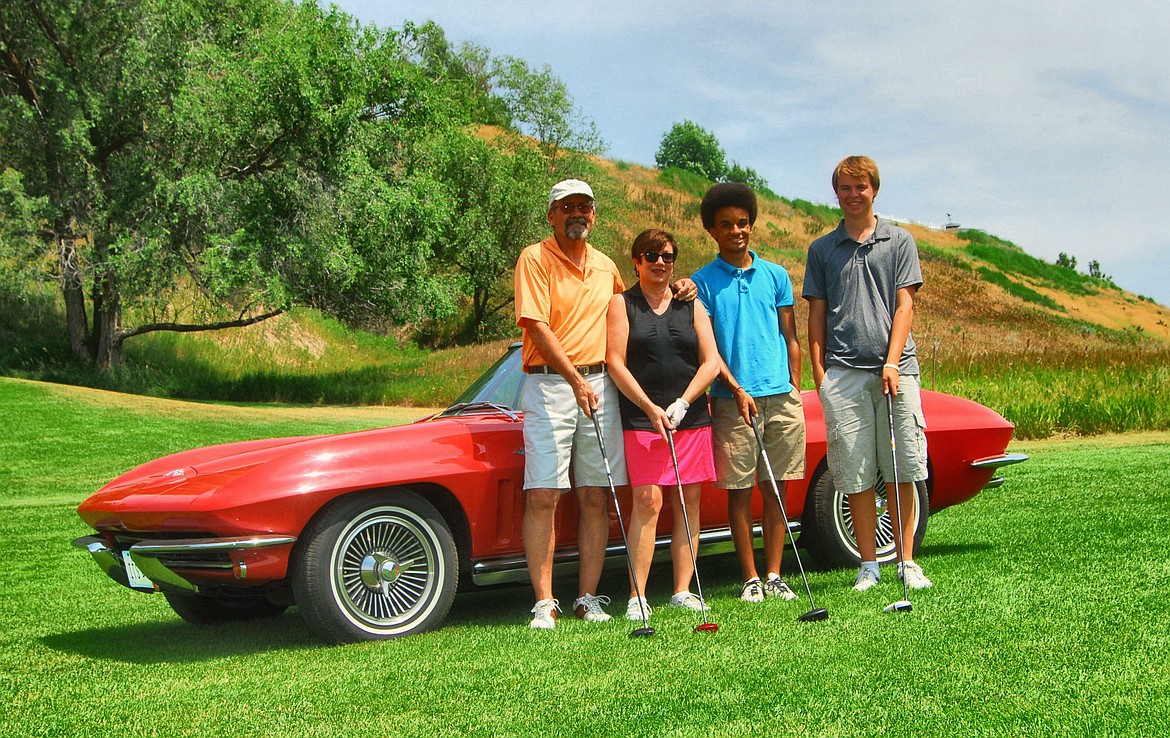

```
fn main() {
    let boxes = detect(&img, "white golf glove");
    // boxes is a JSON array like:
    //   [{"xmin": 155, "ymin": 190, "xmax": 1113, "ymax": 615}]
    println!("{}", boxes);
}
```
[{"xmin": 664, "ymin": 398, "xmax": 690, "ymax": 428}]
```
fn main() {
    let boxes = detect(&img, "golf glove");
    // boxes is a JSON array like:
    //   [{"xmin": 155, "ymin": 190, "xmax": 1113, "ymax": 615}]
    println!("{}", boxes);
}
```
[{"xmin": 665, "ymin": 398, "xmax": 690, "ymax": 427}]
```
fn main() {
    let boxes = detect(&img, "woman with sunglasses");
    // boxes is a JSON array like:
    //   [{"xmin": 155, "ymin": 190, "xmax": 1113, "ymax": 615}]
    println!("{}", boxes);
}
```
[{"xmin": 605, "ymin": 228, "xmax": 720, "ymax": 622}]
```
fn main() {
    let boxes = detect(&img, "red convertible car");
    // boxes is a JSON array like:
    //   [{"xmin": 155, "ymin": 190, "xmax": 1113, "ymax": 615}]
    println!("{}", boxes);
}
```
[{"xmin": 74, "ymin": 343, "xmax": 1027, "ymax": 643}]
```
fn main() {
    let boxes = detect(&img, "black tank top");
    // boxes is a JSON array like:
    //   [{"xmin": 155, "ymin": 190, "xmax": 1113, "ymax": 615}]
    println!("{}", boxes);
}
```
[{"xmin": 617, "ymin": 284, "xmax": 711, "ymax": 432}]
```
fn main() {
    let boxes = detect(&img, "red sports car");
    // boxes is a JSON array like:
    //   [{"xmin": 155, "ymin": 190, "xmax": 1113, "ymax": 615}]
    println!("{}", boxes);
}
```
[{"xmin": 74, "ymin": 343, "xmax": 1027, "ymax": 643}]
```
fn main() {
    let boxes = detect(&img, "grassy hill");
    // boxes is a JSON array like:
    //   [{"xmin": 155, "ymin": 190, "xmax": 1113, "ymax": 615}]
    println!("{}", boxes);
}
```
[
  {"xmin": 590, "ymin": 160, "xmax": 1170, "ymax": 349},
  {"xmin": 2, "ymin": 157, "xmax": 1169, "ymax": 437}
]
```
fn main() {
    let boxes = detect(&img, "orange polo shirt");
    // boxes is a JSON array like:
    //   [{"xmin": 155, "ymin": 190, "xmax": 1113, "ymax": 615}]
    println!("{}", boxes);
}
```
[{"xmin": 514, "ymin": 236, "xmax": 625, "ymax": 370}]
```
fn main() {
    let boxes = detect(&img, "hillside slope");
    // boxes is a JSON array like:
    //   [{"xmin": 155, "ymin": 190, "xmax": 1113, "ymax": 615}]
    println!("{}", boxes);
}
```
[{"xmin": 590, "ymin": 159, "xmax": 1170, "ymax": 356}]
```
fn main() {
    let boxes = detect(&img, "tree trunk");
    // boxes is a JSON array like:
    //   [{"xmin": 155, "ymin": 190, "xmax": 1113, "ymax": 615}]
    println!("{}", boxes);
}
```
[
  {"xmin": 57, "ymin": 233, "xmax": 90, "ymax": 361},
  {"xmin": 93, "ymin": 269, "xmax": 123, "ymax": 370}
]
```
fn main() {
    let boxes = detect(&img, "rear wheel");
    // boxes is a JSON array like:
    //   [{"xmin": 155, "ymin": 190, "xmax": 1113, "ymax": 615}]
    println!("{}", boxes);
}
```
[
  {"xmin": 801, "ymin": 466, "xmax": 928, "ymax": 570},
  {"xmin": 163, "ymin": 591, "xmax": 288, "ymax": 624},
  {"xmin": 292, "ymin": 490, "xmax": 458, "ymax": 644}
]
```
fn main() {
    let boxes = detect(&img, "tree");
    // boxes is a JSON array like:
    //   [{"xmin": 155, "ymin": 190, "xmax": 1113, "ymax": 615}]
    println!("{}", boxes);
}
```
[
  {"xmin": 425, "ymin": 130, "xmax": 547, "ymax": 341},
  {"xmin": 0, "ymin": 168, "xmax": 49, "ymax": 293},
  {"xmin": 491, "ymin": 55, "xmax": 605, "ymax": 159},
  {"xmin": 655, "ymin": 120, "xmax": 728, "ymax": 182},
  {"xmin": 726, "ymin": 162, "xmax": 770, "ymax": 193},
  {"xmin": 1088, "ymin": 260, "xmax": 1101, "ymax": 279},
  {"xmin": 0, "ymin": 0, "xmax": 463, "ymax": 369},
  {"xmin": 1056, "ymin": 252, "xmax": 1077, "ymax": 270}
]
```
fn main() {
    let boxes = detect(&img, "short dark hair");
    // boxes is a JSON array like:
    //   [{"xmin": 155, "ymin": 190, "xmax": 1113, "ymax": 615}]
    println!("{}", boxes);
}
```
[
  {"xmin": 630, "ymin": 228, "xmax": 678, "ymax": 261},
  {"xmin": 700, "ymin": 183, "xmax": 758, "ymax": 229}
]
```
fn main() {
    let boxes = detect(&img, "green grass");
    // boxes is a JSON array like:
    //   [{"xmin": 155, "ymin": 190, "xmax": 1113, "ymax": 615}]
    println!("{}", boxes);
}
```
[
  {"xmin": 0, "ymin": 305, "xmax": 508, "ymax": 407},
  {"xmin": 925, "ymin": 345, "xmax": 1170, "ymax": 439},
  {"xmin": 959, "ymin": 229, "xmax": 1103, "ymax": 297},
  {"xmin": 975, "ymin": 265, "xmax": 1065, "ymax": 311},
  {"xmin": 3, "ymin": 378, "xmax": 1168, "ymax": 736},
  {"xmin": 657, "ymin": 166, "xmax": 715, "ymax": 199}
]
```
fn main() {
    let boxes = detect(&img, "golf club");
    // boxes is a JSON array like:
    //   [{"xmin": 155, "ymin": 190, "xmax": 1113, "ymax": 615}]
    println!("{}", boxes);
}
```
[
  {"xmin": 590, "ymin": 410, "xmax": 655, "ymax": 637},
  {"xmin": 883, "ymin": 392, "xmax": 914, "ymax": 614},
  {"xmin": 750, "ymin": 415, "xmax": 829, "ymax": 623},
  {"xmin": 665, "ymin": 429, "xmax": 718, "ymax": 634}
]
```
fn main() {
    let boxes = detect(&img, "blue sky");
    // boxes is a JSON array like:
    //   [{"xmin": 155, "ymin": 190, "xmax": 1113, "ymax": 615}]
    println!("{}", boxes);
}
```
[{"xmin": 329, "ymin": 0, "xmax": 1170, "ymax": 308}]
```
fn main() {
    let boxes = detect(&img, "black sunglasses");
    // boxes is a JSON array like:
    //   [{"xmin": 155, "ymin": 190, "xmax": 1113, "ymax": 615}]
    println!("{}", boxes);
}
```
[
  {"xmin": 640, "ymin": 250, "xmax": 677, "ymax": 264},
  {"xmin": 555, "ymin": 202, "xmax": 595, "ymax": 214}
]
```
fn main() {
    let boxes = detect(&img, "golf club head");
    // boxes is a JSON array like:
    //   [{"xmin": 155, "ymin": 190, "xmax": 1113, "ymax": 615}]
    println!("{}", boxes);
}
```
[
  {"xmin": 629, "ymin": 626, "xmax": 656, "ymax": 638},
  {"xmin": 883, "ymin": 600, "xmax": 913, "ymax": 613},
  {"xmin": 693, "ymin": 622, "xmax": 719, "ymax": 633},
  {"xmin": 799, "ymin": 608, "xmax": 829, "ymax": 622}
]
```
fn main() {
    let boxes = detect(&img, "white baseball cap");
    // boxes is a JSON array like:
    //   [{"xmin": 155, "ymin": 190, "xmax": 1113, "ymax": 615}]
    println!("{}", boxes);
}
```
[{"xmin": 548, "ymin": 179, "xmax": 595, "ymax": 207}]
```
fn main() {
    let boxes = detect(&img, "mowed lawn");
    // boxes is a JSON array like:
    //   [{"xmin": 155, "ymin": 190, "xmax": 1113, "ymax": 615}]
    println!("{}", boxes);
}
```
[{"xmin": 1, "ymin": 378, "xmax": 1168, "ymax": 737}]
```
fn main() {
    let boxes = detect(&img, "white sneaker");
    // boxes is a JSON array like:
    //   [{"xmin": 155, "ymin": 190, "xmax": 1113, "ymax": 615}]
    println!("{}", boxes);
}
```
[
  {"xmin": 573, "ymin": 593, "xmax": 612, "ymax": 622},
  {"xmin": 853, "ymin": 567, "xmax": 881, "ymax": 592},
  {"xmin": 764, "ymin": 576, "xmax": 798, "ymax": 600},
  {"xmin": 899, "ymin": 561, "xmax": 933, "ymax": 589},
  {"xmin": 739, "ymin": 578, "xmax": 764, "ymax": 603},
  {"xmin": 669, "ymin": 591, "xmax": 706, "ymax": 612},
  {"xmin": 529, "ymin": 598, "xmax": 560, "ymax": 629},
  {"xmin": 625, "ymin": 596, "xmax": 652, "ymax": 622}
]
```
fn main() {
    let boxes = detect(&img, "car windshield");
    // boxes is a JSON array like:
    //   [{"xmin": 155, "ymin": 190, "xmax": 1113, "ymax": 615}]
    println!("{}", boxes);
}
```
[{"xmin": 444, "ymin": 342, "xmax": 525, "ymax": 414}]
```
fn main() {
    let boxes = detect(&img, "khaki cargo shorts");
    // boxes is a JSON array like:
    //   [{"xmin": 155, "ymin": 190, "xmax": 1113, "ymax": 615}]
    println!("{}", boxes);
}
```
[{"xmin": 711, "ymin": 389, "xmax": 806, "ymax": 490}]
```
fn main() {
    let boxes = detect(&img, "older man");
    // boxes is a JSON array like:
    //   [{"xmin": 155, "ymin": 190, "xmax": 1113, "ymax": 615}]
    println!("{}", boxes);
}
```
[{"xmin": 514, "ymin": 179, "xmax": 626, "ymax": 629}]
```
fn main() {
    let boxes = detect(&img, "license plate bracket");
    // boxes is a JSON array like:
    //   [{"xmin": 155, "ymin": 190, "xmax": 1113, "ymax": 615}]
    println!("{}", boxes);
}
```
[{"xmin": 121, "ymin": 551, "xmax": 154, "ymax": 590}]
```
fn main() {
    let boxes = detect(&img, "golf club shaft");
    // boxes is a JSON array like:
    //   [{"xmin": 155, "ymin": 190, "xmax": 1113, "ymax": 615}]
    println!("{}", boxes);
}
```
[
  {"xmin": 666, "ymin": 429, "xmax": 711, "ymax": 624},
  {"xmin": 750, "ymin": 415, "xmax": 818, "ymax": 607},
  {"xmin": 590, "ymin": 411, "xmax": 651, "ymax": 628},
  {"xmin": 887, "ymin": 392, "xmax": 912, "ymax": 605}
]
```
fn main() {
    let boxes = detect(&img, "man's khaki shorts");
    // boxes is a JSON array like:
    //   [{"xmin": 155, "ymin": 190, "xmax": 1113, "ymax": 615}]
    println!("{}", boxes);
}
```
[{"xmin": 711, "ymin": 389, "xmax": 806, "ymax": 490}]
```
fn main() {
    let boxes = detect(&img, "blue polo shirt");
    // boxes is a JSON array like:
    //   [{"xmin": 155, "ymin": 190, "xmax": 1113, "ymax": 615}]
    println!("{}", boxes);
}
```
[{"xmin": 693, "ymin": 251, "xmax": 795, "ymax": 399}]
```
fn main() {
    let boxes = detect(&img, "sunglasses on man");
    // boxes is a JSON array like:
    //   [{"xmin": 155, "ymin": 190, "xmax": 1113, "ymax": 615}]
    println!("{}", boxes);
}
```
[{"xmin": 554, "ymin": 202, "xmax": 595, "ymax": 214}]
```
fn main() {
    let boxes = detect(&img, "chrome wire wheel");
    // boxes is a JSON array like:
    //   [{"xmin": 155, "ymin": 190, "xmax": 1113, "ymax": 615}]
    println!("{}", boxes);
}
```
[
  {"xmin": 294, "ymin": 491, "xmax": 458, "ymax": 643},
  {"xmin": 331, "ymin": 506, "xmax": 444, "ymax": 632},
  {"xmin": 831, "ymin": 478, "xmax": 901, "ymax": 562}
]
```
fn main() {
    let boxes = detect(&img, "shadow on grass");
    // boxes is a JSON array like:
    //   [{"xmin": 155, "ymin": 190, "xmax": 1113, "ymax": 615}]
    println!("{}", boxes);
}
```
[
  {"xmin": 42, "ymin": 548, "xmax": 944, "ymax": 658},
  {"xmin": 42, "ymin": 612, "xmax": 320, "ymax": 663},
  {"xmin": 444, "ymin": 552, "xmax": 758, "ymax": 628}
]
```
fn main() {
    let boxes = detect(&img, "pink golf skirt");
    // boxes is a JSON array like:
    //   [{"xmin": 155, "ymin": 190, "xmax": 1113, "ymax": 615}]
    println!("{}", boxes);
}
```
[{"xmin": 623, "ymin": 426, "xmax": 716, "ymax": 488}]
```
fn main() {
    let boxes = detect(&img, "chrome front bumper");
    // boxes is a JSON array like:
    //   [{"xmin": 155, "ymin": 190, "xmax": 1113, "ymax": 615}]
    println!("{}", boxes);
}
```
[
  {"xmin": 73, "ymin": 534, "xmax": 297, "ymax": 593},
  {"xmin": 972, "ymin": 452, "xmax": 1030, "ymax": 490}
]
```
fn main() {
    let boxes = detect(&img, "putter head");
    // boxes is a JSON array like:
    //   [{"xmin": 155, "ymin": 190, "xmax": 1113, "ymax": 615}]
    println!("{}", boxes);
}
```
[
  {"xmin": 883, "ymin": 600, "xmax": 913, "ymax": 613},
  {"xmin": 629, "ymin": 626, "xmax": 656, "ymax": 638},
  {"xmin": 799, "ymin": 608, "xmax": 829, "ymax": 623},
  {"xmin": 693, "ymin": 622, "xmax": 719, "ymax": 633}
]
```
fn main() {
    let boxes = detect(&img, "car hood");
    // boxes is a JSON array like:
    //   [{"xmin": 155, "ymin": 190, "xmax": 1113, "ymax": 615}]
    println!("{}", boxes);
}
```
[{"xmin": 78, "ymin": 412, "xmax": 519, "ymax": 529}]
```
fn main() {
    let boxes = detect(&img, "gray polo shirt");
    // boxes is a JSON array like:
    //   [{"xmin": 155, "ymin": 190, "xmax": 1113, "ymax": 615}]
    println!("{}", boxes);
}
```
[{"xmin": 803, "ymin": 218, "xmax": 923, "ymax": 375}]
